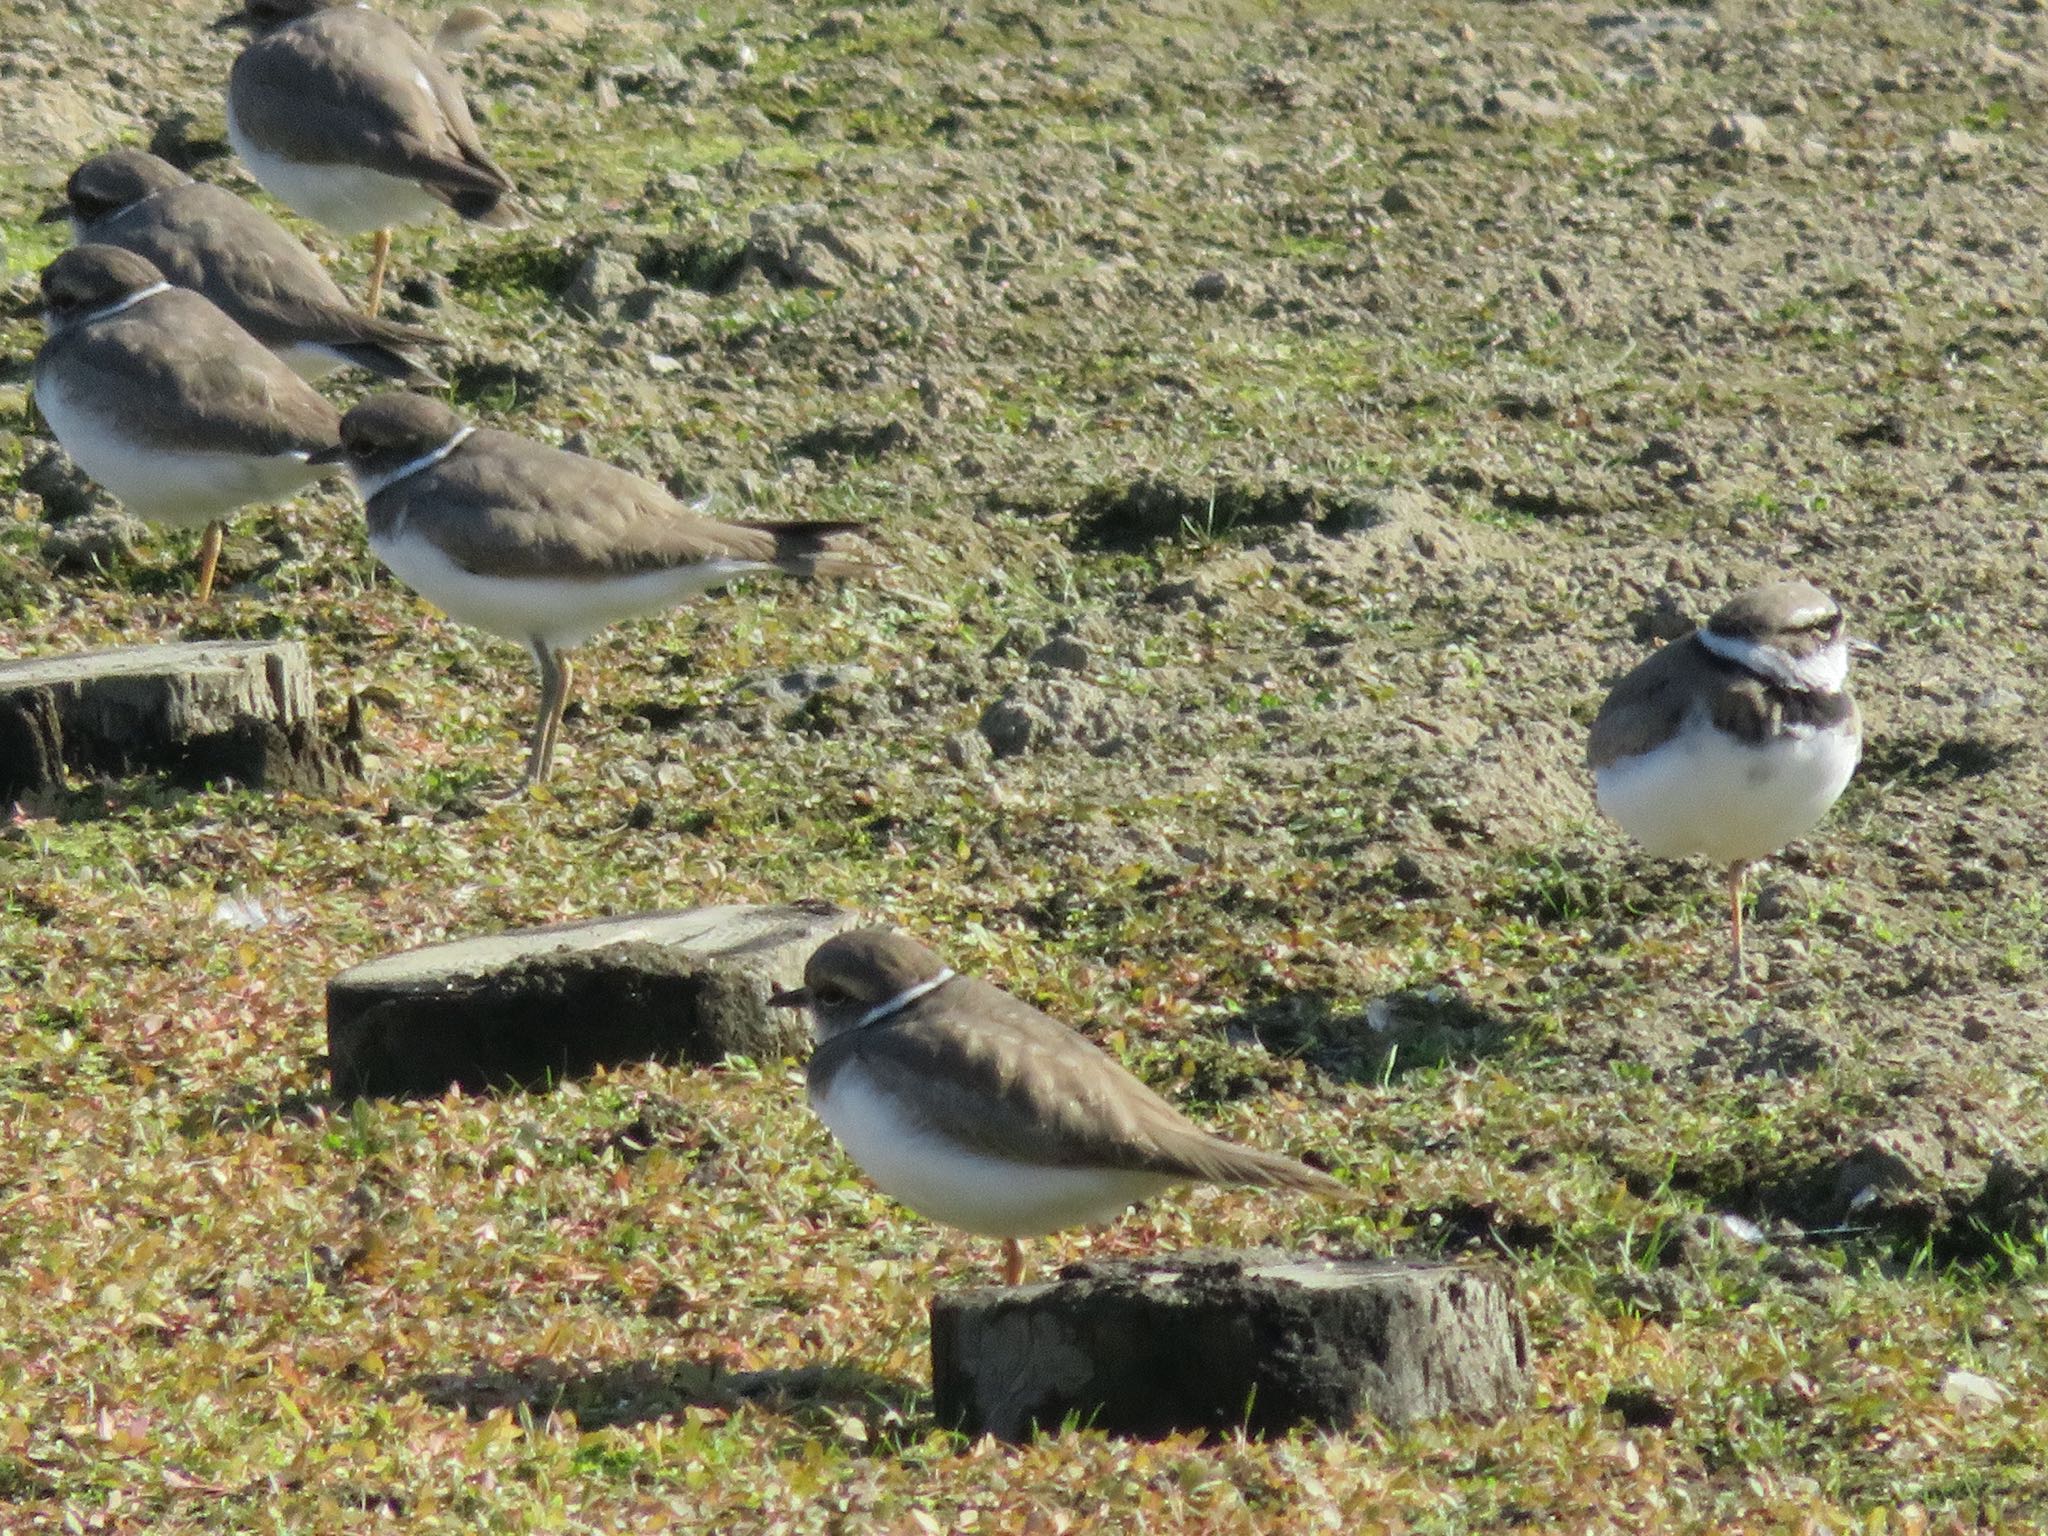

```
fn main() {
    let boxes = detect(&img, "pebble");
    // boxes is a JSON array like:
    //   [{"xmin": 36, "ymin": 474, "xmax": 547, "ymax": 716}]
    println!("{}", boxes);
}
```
[{"xmin": 1707, "ymin": 112, "xmax": 1770, "ymax": 151}]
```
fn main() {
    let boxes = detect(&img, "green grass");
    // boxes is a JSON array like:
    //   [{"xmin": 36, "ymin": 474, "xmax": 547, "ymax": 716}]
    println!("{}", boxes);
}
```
[{"xmin": 4, "ymin": 0, "xmax": 2048, "ymax": 1528}]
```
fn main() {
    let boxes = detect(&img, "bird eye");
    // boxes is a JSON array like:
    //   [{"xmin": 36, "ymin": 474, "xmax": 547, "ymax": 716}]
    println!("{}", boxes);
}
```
[{"xmin": 813, "ymin": 984, "xmax": 847, "ymax": 1007}]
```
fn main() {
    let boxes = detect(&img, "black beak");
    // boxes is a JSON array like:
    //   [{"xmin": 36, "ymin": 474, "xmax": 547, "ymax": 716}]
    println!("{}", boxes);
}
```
[
  {"xmin": 304, "ymin": 443, "xmax": 348, "ymax": 468},
  {"xmin": 211, "ymin": 8, "xmax": 249, "ymax": 30},
  {"xmin": 37, "ymin": 203, "xmax": 69, "ymax": 225},
  {"xmin": 766, "ymin": 985, "xmax": 812, "ymax": 1010},
  {"xmin": 1849, "ymin": 636, "xmax": 1884, "ymax": 662}
]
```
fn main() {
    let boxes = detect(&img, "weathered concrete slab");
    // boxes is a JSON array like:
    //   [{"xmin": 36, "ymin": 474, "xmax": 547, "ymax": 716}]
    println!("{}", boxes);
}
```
[
  {"xmin": 0, "ymin": 641, "xmax": 345, "ymax": 799},
  {"xmin": 931, "ymin": 1250, "xmax": 1529, "ymax": 1441},
  {"xmin": 327, "ymin": 902, "xmax": 857, "ymax": 1099}
]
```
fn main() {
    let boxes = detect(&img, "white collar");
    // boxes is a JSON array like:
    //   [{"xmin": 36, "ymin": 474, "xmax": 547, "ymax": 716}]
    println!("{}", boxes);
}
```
[
  {"xmin": 1698, "ymin": 627, "xmax": 1849, "ymax": 695},
  {"xmin": 854, "ymin": 968, "xmax": 955, "ymax": 1030},
  {"xmin": 70, "ymin": 281, "xmax": 170, "ymax": 328},
  {"xmin": 355, "ymin": 426, "xmax": 474, "ymax": 500}
]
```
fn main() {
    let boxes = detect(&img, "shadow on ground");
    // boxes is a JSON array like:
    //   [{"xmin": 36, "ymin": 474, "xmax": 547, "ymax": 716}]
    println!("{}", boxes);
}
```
[
  {"xmin": 1231, "ymin": 985, "xmax": 1516, "ymax": 1084},
  {"xmin": 402, "ymin": 1357, "xmax": 923, "ymax": 1432}
]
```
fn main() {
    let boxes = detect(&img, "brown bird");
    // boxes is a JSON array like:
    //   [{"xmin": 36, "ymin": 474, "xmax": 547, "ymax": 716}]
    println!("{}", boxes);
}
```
[
  {"xmin": 772, "ymin": 929, "xmax": 1353, "ymax": 1286},
  {"xmin": 219, "ymin": 0, "xmax": 517, "ymax": 315},
  {"xmin": 312, "ymin": 392, "xmax": 871, "ymax": 789},
  {"xmin": 45, "ymin": 148, "xmax": 444, "ymax": 385},
  {"xmin": 1589, "ymin": 580, "xmax": 1880, "ymax": 985},
  {"xmin": 33, "ymin": 245, "xmax": 341, "ymax": 602}
]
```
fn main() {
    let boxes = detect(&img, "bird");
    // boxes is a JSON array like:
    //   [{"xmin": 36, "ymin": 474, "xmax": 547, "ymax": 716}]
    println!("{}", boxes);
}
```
[
  {"xmin": 33, "ymin": 244, "xmax": 342, "ymax": 603},
  {"xmin": 1588, "ymin": 579, "xmax": 1880, "ymax": 987},
  {"xmin": 43, "ymin": 148, "xmax": 445, "ymax": 386},
  {"xmin": 770, "ymin": 928, "xmax": 1353, "ymax": 1286},
  {"xmin": 311, "ymin": 392, "xmax": 871, "ymax": 790},
  {"xmin": 219, "ymin": 0, "xmax": 517, "ymax": 316}
]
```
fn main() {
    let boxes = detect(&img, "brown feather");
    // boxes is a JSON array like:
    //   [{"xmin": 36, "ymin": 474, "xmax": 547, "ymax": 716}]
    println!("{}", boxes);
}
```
[
  {"xmin": 89, "ymin": 183, "xmax": 442, "ymax": 372},
  {"xmin": 35, "ymin": 287, "xmax": 339, "ymax": 456},
  {"xmin": 230, "ymin": 7, "xmax": 513, "ymax": 215},
  {"xmin": 366, "ymin": 431, "xmax": 869, "ymax": 580},
  {"xmin": 1589, "ymin": 630, "xmax": 1860, "ymax": 770},
  {"xmin": 810, "ymin": 975, "xmax": 1351, "ymax": 1195}
]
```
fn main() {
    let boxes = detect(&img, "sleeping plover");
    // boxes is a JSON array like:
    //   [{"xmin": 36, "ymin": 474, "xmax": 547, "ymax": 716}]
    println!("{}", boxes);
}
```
[
  {"xmin": 46, "ymin": 148, "xmax": 443, "ymax": 384},
  {"xmin": 772, "ymin": 928, "xmax": 1352, "ymax": 1285},
  {"xmin": 33, "ymin": 245, "xmax": 341, "ymax": 602},
  {"xmin": 220, "ymin": 0, "xmax": 517, "ymax": 315}
]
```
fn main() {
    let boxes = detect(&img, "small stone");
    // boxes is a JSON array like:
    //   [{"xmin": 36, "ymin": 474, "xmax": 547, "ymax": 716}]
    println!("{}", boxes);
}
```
[
  {"xmin": 1028, "ymin": 636, "xmax": 1092, "ymax": 673},
  {"xmin": 1965, "ymin": 686, "xmax": 2023, "ymax": 719},
  {"xmin": 563, "ymin": 248, "xmax": 643, "ymax": 319},
  {"xmin": 1708, "ymin": 112, "xmax": 1770, "ymax": 152},
  {"xmin": 20, "ymin": 446, "xmax": 111, "ymax": 523},
  {"xmin": 944, "ymin": 730, "xmax": 992, "ymax": 772},
  {"xmin": 810, "ymin": 8, "xmax": 865, "ymax": 38},
  {"xmin": 1942, "ymin": 1369, "xmax": 2010, "ymax": 1418},
  {"xmin": 1483, "ymin": 88, "xmax": 1575, "ymax": 123},
  {"xmin": 41, "ymin": 510, "xmax": 146, "ymax": 575},
  {"xmin": 1935, "ymin": 127, "xmax": 1985, "ymax": 160}
]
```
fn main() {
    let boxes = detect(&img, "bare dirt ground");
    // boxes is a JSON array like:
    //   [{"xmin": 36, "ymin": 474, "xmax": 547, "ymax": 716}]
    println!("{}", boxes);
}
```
[{"xmin": 3, "ymin": 0, "xmax": 2047, "ymax": 1528}]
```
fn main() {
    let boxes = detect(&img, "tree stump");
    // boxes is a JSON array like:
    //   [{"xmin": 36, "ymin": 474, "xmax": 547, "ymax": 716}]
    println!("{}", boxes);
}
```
[
  {"xmin": 0, "ymin": 641, "xmax": 345, "ymax": 799},
  {"xmin": 930, "ymin": 1251, "xmax": 1529, "ymax": 1442},
  {"xmin": 326, "ymin": 902, "xmax": 857, "ymax": 1098}
]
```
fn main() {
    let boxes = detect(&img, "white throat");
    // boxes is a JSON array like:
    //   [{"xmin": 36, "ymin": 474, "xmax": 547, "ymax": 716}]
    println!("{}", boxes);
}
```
[
  {"xmin": 355, "ymin": 426, "xmax": 474, "ymax": 500},
  {"xmin": 61, "ymin": 281, "xmax": 171, "ymax": 330},
  {"xmin": 1698, "ymin": 627, "xmax": 1849, "ymax": 695},
  {"xmin": 853, "ymin": 969, "xmax": 956, "ymax": 1031}
]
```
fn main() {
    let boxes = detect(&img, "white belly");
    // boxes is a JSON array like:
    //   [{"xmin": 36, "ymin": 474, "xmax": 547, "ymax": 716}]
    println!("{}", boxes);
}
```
[
  {"xmin": 34, "ymin": 379, "xmax": 323, "ymax": 529},
  {"xmin": 1596, "ymin": 714, "xmax": 1861, "ymax": 866},
  {"xmin": 229, "ymin": 105, "xmax": 444, "ymax": 233},
  {"xmin": 812, "ymin": 1067, "xmax": 1180, "ymax": 1238},
  {"xmin": 370, "ymin": 524, "xmax": 767, "ymax": 650}
]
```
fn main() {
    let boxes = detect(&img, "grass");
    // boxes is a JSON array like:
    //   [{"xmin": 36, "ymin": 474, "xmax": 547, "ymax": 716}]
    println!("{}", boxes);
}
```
[{"xmin": 4, "ymin": 0, "xmax": 2048, "ymax": 1529}]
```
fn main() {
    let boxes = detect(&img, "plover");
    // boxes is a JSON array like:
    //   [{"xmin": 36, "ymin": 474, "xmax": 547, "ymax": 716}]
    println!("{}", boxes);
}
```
[
  {"xmin": 33, "ymin": 244, "xmax": 341, "ymax": 602},
  {"xmin": 220, "ymin": 0, "xmax": 517, "ymax": 315},
  {"xmin": 1589, "ymin": 579, "xmax": 1880, "ymax": 985},
  {"xmin": 312, "ymin": 392, "xmax": 870, "ymax": 789},
  {"xmin": 45, "ymin": 148, "xmax": 444, "ymax": 385},
  {"xmin": 771, "ymin": 928, "xmax": 1352, "ymax": 1285}
]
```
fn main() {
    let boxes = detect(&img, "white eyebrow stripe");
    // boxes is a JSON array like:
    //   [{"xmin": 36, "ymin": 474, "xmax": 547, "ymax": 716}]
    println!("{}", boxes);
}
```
[{"xmin": 854, "ymin": 969, "xmax": 955, "ymax": 1030}]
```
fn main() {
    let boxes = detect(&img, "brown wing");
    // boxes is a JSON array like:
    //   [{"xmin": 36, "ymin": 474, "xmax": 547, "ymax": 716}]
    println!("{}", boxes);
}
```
[
  {"xmin": 1590, "ymin": 633, "xmax": 1826, "ymax": 769},
  {"xmin": 38, "ymin": 289, "xmax": 339, "ymax": 455},
  {"xmin": 818, "ymin": 977, "xmax": 1348, "ymax": 1194},
  {"xmin": 369, "ymin": 431, "xmax": 843, "ymax": 578},
  {"xmin": 231, "ymin": 10, "xmax": 513, "ymax": 211},
  {"xmin": 106, "ymin": 186, "xmax": 440, "ymax": 354},
  {"xmin": 1591, "ymin": 632, "xmax": 1700, "ymax": 769}
]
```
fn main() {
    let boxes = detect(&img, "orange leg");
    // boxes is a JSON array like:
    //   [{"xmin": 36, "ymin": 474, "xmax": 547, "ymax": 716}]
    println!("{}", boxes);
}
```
[
  {"xmin": 1001, "ymin": 1237, "xmax": 1026, "ymax": 1287},
  {"xmin": 366, "ymin": 229, "xmax": 392, "ymax": 317},
  {"xmin": 1726, "ymin": 859, "xmax": 1749, "ymax": 987},
  {"xmin": 194, "ymin": 520, "xmax": 225, "ymax": 603}
]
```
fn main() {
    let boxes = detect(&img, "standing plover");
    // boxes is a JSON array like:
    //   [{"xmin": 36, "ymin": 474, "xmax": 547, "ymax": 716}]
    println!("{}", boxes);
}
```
[
  {"xmin": 772, "ymin": 928, "xmax": 1352, "ymax": 1285},
  {"xmin": 46, "ymin": 148, "xmax": 443, "ymax": 384},
  {"xmin": 313, "ymin": 392, "xmax": 870, "ymax": 789},
  {"xmin": 33, "ymin": 245, "xmax": 341, "ymax": 602},
  {"xmin": 1589, "ymin": 580, "xmax": 1880, "ymax": 985},
  {"xmin": 220, "ymin": 0, "xmax": 516, "ymax": 315}
]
